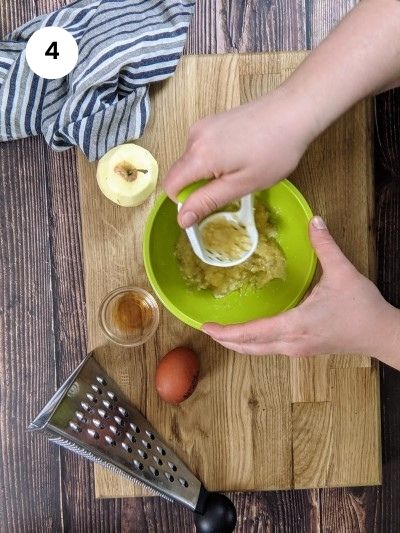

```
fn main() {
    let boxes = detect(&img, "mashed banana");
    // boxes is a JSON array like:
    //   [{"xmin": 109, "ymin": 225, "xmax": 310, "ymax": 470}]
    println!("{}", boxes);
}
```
[{"xmin": 175, "ymin": 200, "xmax": 286, "ymax": 297}]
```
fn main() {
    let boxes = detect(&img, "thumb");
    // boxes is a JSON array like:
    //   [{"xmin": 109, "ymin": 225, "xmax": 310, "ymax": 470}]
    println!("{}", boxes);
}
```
[
  {"xmin": 177, "ymin": 172, "xmax": 251, "ymax": 228},
  {"xmin": 309, "ymin": 216, "xmax": 352, "ymax": 273},
  {"xmin": 164, "ymin": 151, "xmax": 211, "ymax": 204}
]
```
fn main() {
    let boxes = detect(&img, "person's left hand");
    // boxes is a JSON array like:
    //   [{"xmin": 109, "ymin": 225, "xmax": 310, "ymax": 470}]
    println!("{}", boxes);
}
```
[{"xmin": 202, "ymin": 216, "xmax": 400, "ymax": 367}]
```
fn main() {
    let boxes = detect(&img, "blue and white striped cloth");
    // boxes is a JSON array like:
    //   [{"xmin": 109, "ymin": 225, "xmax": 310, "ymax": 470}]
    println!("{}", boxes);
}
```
[{"xmin": 0, "ymin": 0, "xmax": 194, "ymax": 161}]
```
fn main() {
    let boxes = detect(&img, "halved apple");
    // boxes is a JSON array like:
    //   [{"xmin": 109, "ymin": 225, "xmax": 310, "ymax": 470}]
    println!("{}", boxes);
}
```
[{"xmin": 96, "ymin": 143, "xmax": 158, "ymax": 207}]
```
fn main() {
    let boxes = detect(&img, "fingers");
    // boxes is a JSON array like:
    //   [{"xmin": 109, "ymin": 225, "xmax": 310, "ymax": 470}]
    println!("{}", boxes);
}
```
[
  {"xmin": 201, "ymin": 217, "xmax": 355, "ymax": 358},
  {"xmin": 177, "ymin": 174, "xmax": 252, "ymax": 227},
  {"xmin": 203, "ymin": 317, "xmax": 279, "ymax": 345},
  {"xmin": 309, "ymin": 216, "xmax": 354, "ymax": 273},
  {"xmin": 164, "ymin": 152, "xmax": 211, "ymax": 203},
  {"xmin": 216, "ymin": 340, "xmax": 284, "ymax": 356},
  {"xmin": 202, "ymin": 310, "xmax": 290, "ymax": 345},
  {"xmin": 203, "ymin": 308, "xmax": 314, "ymax": 357}
]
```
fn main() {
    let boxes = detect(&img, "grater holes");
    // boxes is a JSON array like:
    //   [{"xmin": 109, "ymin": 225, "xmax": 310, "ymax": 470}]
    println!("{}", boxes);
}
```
[
  {"xmin": 142, "ymin": 440, "xmax": 151, "ymax": 450},
  {"xmin": 179, "ymin": 478, "xmax": 189, "ymax": 488},
  {"xmin": 97, "ymin": 408, "xmax": 109, "ymax": 419},
  {"xmin": 87, "ymin": 429, "xmax": 99, "ymax": 439},
  {"xmin": 81, "ymin": 401, "xmax": 93, "ymax": 413},
  {"xmin": 157, "ymin": 446, "xmax": 166, "ymax": 456},
  {"xmin": 96, "ymin": 376, "xmax": 107, "ymax": 385},
  {"xmin": 138, "ymin": 449, "xmax": 148, "ymax": 460},
  {"xmin": 91, "ymin": 384, "xmax": 102, "ymax": 394},
  {"xmin": 118, "ymin": 406, "xmax": 128, "ymax": 417},
  {"xmin": 86, "ymin": 393, "xmax": 98, "ymax": 403},
  {"xmin": 75, "ymin": 411, "xmax": 87, "ymax": 424},
  {"xmin": 122, "ymin": 442, "xmax": 132, "ymax": 453},
  {"xmin": 105, "ymin": 435, "xmax": 116, "ymax": 446},
  {"xmin": 133, "ymin": 460, "xmax": 144, "ymax": 470},
  {"xmin": 110, "ymin": 425, "xmax": 121, "ymax": 436},
  {"xmin": 149, "ymin": 466, "xmax": 159, "ymax": 476},
  {"xmin": 107, "ymin": 391, "xmax": 117, "ymax": 401},
  {"xmin": 145, "ymin": 430, "xmax": 155, "ymax": 440},
  {"xmin": 164, "ymin": 473, "xmax": 174, "ymax": 483},
  {"xmin": 168, "ymin": 462, "xmax": 177, "ymax": 472},
  {"xmin": 153, "ymin": 456, "xmax": 163, "ymax": 466},
  {"xmin": 125, "ymin": 432, "xmax": 136, "ymax": 443},
  {"xmin": 92, "ymin": 419, "xmax": 104, "ymax": 430},
  {"xmin": 130, "ymin": 423, "xmax": 140, "ymax": 433},
  {"xmin": 102, "ymin": 400, "xmax": 113, "ymax": 409},
  {"xmin": 69, "ymin": 421, "xmax": 81, "ymax": 433},
  {"xmin": 114, "ymin": 416, "xmax": 125, "ymax": 427}
]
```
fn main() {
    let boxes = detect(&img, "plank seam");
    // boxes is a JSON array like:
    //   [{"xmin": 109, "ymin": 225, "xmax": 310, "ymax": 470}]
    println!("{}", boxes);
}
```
[{"xmin": 42, "ymin": 145, "xmax": 65, "ymax": 532}]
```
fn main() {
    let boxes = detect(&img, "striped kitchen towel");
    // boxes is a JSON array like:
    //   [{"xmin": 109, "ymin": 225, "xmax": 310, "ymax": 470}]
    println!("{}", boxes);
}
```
[{"xmin": 0, "ymin": 0, "xmax": 194, "ymax": 161}]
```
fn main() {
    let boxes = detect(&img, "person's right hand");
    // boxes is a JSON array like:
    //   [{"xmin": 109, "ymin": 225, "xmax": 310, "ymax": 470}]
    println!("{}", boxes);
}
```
[
  {"xmin": 164, "ymin": 87, "xmax": 317, "ymax": 228},
  {"xmin": 203, "ymin": 217, "xmax": 400, "ymax": 369}
]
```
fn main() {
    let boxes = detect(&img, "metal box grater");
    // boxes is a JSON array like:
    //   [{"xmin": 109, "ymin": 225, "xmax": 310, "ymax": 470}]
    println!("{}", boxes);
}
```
[{"xmin": 29, "ymin": 352, "xmax": 236, "ymax": 532}]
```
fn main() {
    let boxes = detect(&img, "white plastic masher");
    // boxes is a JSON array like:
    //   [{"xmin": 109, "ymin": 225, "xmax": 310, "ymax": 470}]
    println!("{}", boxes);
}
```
[{"xmin": 177, "ymin": 181, "xmax": 258, "ymax": 268}]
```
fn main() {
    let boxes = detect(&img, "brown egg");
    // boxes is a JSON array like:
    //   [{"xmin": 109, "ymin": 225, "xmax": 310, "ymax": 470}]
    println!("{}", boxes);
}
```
[{"xmin": 155, "ymin": 347, "xmax": 200, "ymax": 405}]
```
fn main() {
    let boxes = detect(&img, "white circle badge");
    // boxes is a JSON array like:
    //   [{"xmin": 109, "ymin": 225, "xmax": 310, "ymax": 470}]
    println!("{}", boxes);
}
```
[{"xmin": 26, "ymin": 27, "xmax": 79, "ymax": 80}]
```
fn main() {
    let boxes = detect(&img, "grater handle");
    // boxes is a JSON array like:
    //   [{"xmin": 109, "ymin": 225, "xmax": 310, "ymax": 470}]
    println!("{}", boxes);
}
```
[{"xmin": 194, "ymin": 487, "xmax": 237, "ymax": 533}]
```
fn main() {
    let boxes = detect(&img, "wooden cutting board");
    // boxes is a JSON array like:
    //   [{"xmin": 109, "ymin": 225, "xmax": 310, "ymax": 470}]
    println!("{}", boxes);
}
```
[{"xmin": 77, "ymin": 52, "xmax": 381, "ymax": 498}]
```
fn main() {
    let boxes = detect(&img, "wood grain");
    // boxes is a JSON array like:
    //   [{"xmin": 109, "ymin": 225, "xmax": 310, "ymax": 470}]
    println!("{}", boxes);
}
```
[
  {"xmin": 78, "ymin": 55, "xmax": 295, "ymax": 497},
  {"xmin": 45, "ymin": 147, "xmax": 122, "ymax": 532},
  {"xmin": 310, "ymin": 2, "xmax": 400, "ymax": 530},
  {"xmin": 2, "ymin": 0, "xmax": 322, "ymax": 529},
  {"xmin": 320, "ymin": 486, "xmax": 381, "ymax": 532},
  {"xmin": 317, "ymin": 76, "xmax": 400, "ymax": 533},
  {"xmin": 309, "ymin": 0, "xmax": 356, "ymax": 47},
  {"xmin": 0, "ymin": 0, "xmax": 322, "ymax": 532},
  {"xmin": 293, "ymin": 367, "xmax": 381, "ymax": 490},
  {"xmin": 1, "ymin": 3, "xmax": 122, "ymax": 532},
  {"xmin": 3, "ymin": 0, "xmax": 400, "ymax": 531},
  {"xmin": 0, "ymin": 137, "xmax": 62, "ymax": 532},
  {"xmin": 0, "ymin": 1, "xmax": 36, "ymax": 35},
  {"xmin": 293, "ymin": 402, "xmax": 333, "ymax": 488},
  {"xmin": 76, "ymin": 53, "xmax": 380, "ymax": 499},
  {"xmin": 119, "ymin": 489, "xmax": 321, "ymax": 533},
  {"xmin": 239, "ymin": 52, "xmax": 375, "ymax": 406},
  {"xmin": 329, "ymin": 367, "xmax": 381, "ymax": 487},
  {"xmin": 185, "ymin": 0, "xmax": 307, "ymax": 55}
]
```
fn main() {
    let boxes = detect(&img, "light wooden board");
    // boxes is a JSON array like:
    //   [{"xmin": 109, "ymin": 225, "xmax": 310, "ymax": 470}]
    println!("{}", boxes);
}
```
[{"xmin": 77, "ymin": 52, "xmax": 381, "ymax": 497}]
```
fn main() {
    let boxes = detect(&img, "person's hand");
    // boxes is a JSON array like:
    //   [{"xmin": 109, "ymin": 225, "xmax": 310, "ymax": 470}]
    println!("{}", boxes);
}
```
[
  {"xmin": 164, "ymin": 88, "xmax": 317, "ymax": 228},
  {"xmin": 203, "ymin": 217, "xmax": 400, "ymax": 369}
]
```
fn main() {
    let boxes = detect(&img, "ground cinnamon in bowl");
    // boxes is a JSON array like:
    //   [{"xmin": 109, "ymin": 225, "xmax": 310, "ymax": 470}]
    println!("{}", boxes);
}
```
[{"xmin": 99, "ymin": 286, "xmax": 159, "ymax": 347}]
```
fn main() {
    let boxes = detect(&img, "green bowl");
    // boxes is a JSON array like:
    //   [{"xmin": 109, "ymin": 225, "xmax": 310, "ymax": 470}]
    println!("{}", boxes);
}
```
[{"xmin": 143, "ymin": 180, "xmax": 316, "ymax": 329}]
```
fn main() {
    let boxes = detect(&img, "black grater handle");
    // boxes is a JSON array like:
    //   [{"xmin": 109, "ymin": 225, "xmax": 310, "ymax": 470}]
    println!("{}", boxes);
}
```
[{"xmin": 194, "ymin": 486, "xmax": 237, "ymax": 533}]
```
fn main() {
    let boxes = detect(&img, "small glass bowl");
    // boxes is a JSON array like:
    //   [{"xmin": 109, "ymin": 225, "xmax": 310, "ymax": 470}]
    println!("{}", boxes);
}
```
[{"xmin": 98, "ymin": 286, "xmax": 159, "ymax": 347}]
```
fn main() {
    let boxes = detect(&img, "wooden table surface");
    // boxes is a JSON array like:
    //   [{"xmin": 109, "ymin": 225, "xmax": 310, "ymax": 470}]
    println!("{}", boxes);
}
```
[{"xmin": 1, "ymin": 1, "xmax": 400, "ymax": 531}]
